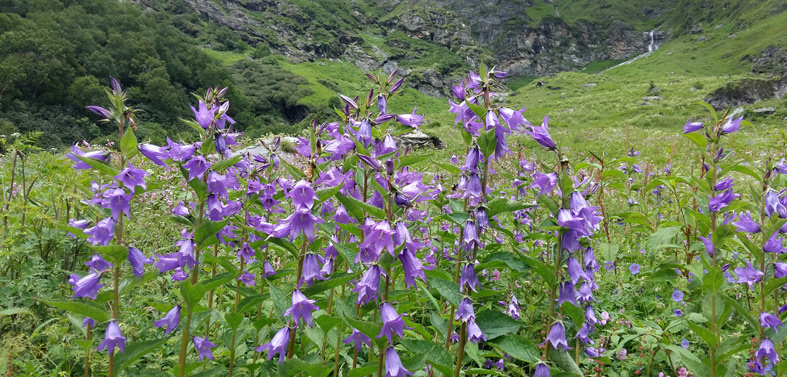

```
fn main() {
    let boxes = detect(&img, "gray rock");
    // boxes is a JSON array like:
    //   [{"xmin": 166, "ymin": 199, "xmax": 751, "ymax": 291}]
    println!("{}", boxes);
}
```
[
  {"xmin": 395, "ymin": 131, "xmax": 443, "ymax": 149},
  {"xmin": 648, "ymin": 86, "xmax": 661, "ymax": 94},
  {"xmin": 698, "ymin": 36, "xmax": 707, "ymax": 42},
  {"xmin": 707, "ymin": 77, "xmax": 787, "ymax": 109},
  {"xmin": 583, "ymin": 83, "xmax": 597, "ymax": 88},
  {"xmin": 714, "ymin": 24, "xmax": 724, "ymax": 30},
  {"xmin": 560, "ymin": 93, "xmax": 566, "ymax": 99},
  {"xmin": 753, "ymin": 107, "xmax": 776, "ymax": 114},
  {"xmin": 728, "ymin": 33, "xmax": 737, "ymax": 39},
  {"xmin": 690, "ymin": 86, "xmax": 697, "ymax": 92},
  {"xmin": 642, "ymin": 96, "xmax": 664, "ymax": 101}
]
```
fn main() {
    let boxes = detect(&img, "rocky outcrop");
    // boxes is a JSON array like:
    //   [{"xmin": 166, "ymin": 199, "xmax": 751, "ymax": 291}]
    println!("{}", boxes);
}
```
[
  {"xmin": 750, "ymin": 46, "xmax": 787, "ymax": 76},
  {"xmin": 706, "ymin": 77, "xmax": 787, "ymax": 110}
]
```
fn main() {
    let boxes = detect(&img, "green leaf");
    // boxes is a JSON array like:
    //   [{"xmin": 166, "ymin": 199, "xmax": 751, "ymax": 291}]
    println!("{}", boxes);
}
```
[
  {"xmin": 346, "ymin": 317, "xmax": 382, "ymax": 341},
  {"xmin": 492, "ymin": 335, "xmax": 540, "ymax": 363},
  {"xmin": 302, "ymin": 273, "xmax": 355, "ymax": 296},
  {"xmin": 211, "ymin": 154, "xmax": 244, "ymax": 173},
  {"xmin": 696, "ymin": 101, "xmax": 718, "ymax": 123},
  {"xmin": 120, "ymin": 130, "xmax": 138, "ymax": 160},
  {"xmin": 703, "ymin": 267, "xmax": 724, "ymax": 293},
  {"xmin": 113, "ymin": 338, "xmax": 166, "ymax": 374},
  {"xmin": 399, "ymin": 154, "xmax": 430, "ymax": 168},
  {"xmin": 475, "ymin": 310, "xmax": 520, "ymax": 340},
  {"xmin": 316, "ymin": 184, "xmax": 343, "ymax": 203},
  {"xmin": 73, "ymin": 154, "xmax": 119, "ymax": 177},
  {"xmin": 648, "ymin": 226, "xmax": 682, "ymax": 250},
  {"xmin": 687, "ymin": 320, "xmax": 718, "ymax": 347},
  {"xmin": 348, "ymin": 365, "xmax": 377, "ymax": 377},
  {"xmin": 225, "ymin": 312, "xmax": 244, "ymax": 330},
  {"xmin": 486, "ymin": 198, "xmax": 534, "ymax": 218},
  {"xmin": 435, "ymin": 162, "xmax": 462, "ymax": 175},
  {"xmin": 549, "ymin": 349, "xmax": 582, "ymax": 375},
  {"xmin": 765, "ymin": 277, "xmax": 787, "ymax": 296},
  {"xmin": 478, "ymin": 127, "xmax": 497, "ymax": 159},
  {"xmin": 519, "ymin": 255, "xmax": 556, "ymax": 287},
  {"xmin": 268, "ymin": 281, "xmax": 288, "ymax": 318},
  {"xmin": 465, "ymin": 100, "xmax": 486, "ymax": 120},
  {"xmin": 647, "ymin": 267, "xmax": 680, "ymax": 283},
  {"xmin": 430, "ymin": 277, "xmax": 462, "ymax": 307},
  {"xmin": 683, "ymin": 131, "xmax": 708, "ymax": 148},
  {"xmin": 194, "ymin": 220, "xmax": 226, "ymax": 246},
  {"xmin": 335, "ymin": 193, "xmax": 386, "ymax": 220},
  {"xmin": 664, "ymin": 344, "xmax": 711, "ymax": 376},
  {"xmin": 38, "ymin": 299, "xmax": 110, "ymax": 323},
  {"xmin": 87, "ymin": 244, "xmax": 129, "ymax": 265},
  {"xmin": 0, "ymin": 307, "xmax": 32, "ymax": 317},
  {"xmin": 477, "ymin": 252, "xmax": 528, "ymax": 272},
  {"xmin": 180, "ymin": 281, "xmax": 205, "ymax": 311}
]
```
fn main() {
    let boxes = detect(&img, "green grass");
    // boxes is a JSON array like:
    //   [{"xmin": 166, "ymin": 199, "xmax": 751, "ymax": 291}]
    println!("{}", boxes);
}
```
[
  {"xmin": 525, "ymin": 0, "xmax": 670, "ymax": 30},
  {"xmin": 201, "ymin": 48, "xmax": 248, "ymax": 65}
]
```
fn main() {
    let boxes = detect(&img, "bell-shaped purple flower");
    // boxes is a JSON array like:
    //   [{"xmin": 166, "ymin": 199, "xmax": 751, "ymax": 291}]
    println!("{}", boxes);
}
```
[
  {"xmin": 153, "ymin": 305, "xmax": 181, "ymax": 335},
  {"xmin": 467, "ymin": 319, "xmax": 486, "ymax": 343},
  {"xmin": 183, "ymin": 156, "xmax": 209, "ymax": 182},
  {"xmin": 735, "ymin": 261, "xmax": 764, "ymax": 289},
  {"xmin": 238, "ymin": 270, "xmax": 256, "ymax": 287},
  {"xmin": 284, "ymin": 290, "xmax": 319, "ymax": 328},
  {"xmin": 721, "ymin": 116, "xmax": 743, "ymax": 134},
  {"xmin": 384, "ymin": 346, "xmax": 413, "ymax": 377},
  {"xmin": 139, "ymin": 143, "xmax": 170, "ymax": 167},
  {"xmin": 353, "ymin": 265, "xmax": 381, "ymax": 304},
  {"xmin": 191, "ymin": 100, "xmax": 214, "ymax": 129},
  {"xmin": 528, "ymin": 115, "xmax": 556, "ymax": 149},
  {"xmin": 533, "ymin": 363, "xmax": 550, "ymax": 377},
  {"xmin": 455, "ymin": 298, "xmax": 475, "ymax": 323},
  {"xmin": 86, "ymin": 105, "xmax": 112, "ymax": 119},
  {"xmin": 459, "ymin": 264, "xmax": 480, "ymax": 293},
  {"xmin": 97, "ymin": 320, "xmax": 126, "ymax": 354},
  {"xmin": 193, "ymin": 336, "xmax": 216, "ymax": 361},
  {"xmin": 542, "ymin": 321, "xmax": 570, "ymax": 351},
  {"xmin": 84, "ymin": 254, "xmax": 112, "ymax": 272},
  {"xmin": 285, "ymin": 208, "xmax": 323, "ymax": 242},
  {"xmin": 462, "ymin": 220, "xmax": 481, "ymax": 251},
  {"xmin": 84, "ymin": 217, "xmax": 115, "ymax": 246},
  {"xmin": 683, "ymin": 120, "xmax": 703, "ymax": 133},
  {"xmin": 299, "ymin": 253, "xmax": 326, "ymax": 287},
  {"xmin": 699, "ymin": 234, "xmax": 714, "ymax": 257},
  {"xmin": 398, "ymin": 249, "xmax": 427, "ymax": 289},
  {"xmin": 756, "ymin": 338, "xmax": 779, "ymax": 364},
  {"xmin": 66, "ymin": 146, "xmax": 111, "ymax": 170},
  {"xmin": 708, "ymin": 189, "xmax": 739, "ymax": 212},
  {"xmin": 287, "ymin": 179, "xmax": 317, "ymax": 209},
  {"xmin": 465, "ymin": 173, "xmax": 483, "ymax": 198},
  {"xmin": 463, "ymin": 147, "xmax": 482, "ymax": 173},
  {"xmin": 766, "ymin": 191, "xmax": 787, "ymax": 218},
  {"xmin": 128, "ymin": 246, "xmax": 153, "ymax": 280},
  {"xmin": 256, "ymin": 326, "xmax": 290, "ymax": 364},
  {"xmin": 115, "ymin": 164, "xmax": 148, "ymax": 191},
  {"xmin": 760, "ymin": 312, "xmax": 783, "ymax": 331},
  {"xmin": 262, "ymin": 261, "xmax": 277, "ymax": 278},
  {"xmin": 344, "ymin": 328, "xmax": 372, "ymax": 352},
  {"xmin": 70, "ymin": 271, "xmax": 105, "ymax": 299},
  {"xmin": 733, "ymin": 211, "xmax": 761, "ymax": 233},
  {"xmin": 397, "ymin": 107, "xmax": 424, "ymax": 130},
  {"xmin": 764, "ymin": 231, "xmax": 787, "ymax": 254},
  {"xmin": 557, "ymin": 281, "xmax": 578, "ymax": 307},
  {"xmin": 377, "ymin": 302, "xmax": 411, "ymax": 344}
]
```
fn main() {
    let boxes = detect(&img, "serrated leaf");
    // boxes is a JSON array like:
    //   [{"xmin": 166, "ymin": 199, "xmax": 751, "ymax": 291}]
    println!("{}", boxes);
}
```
[
  {"xmin": 120, "ymin": 130, "xmax": 138, "ymax": 160},
  {"xmin": 113, "ymin": 338, "xmax": 166, "ymax": 374},
  {"xmin": 194, "ymin": 220, "xmax": 226, "ymax": 246},
  {"xmin": 38, "ymin": 299, "xmax": 110, "ymax": 324},
  {"xmin": 475, "ymin": 310, "xmax": 520, "ymax": 340},
  {"xmin": 430, "ymin": 278, "xmax": 462, "ymax": 307},
  {"xmin": 73, "ymin": 154, "xmax": 119, "ymax": 177},
  {"xmin": 302, "ymin": 273, "xmax": 355, "ymax": 296},
  {"xmin": 493, "ymin": 335, "xmax": 539, "ymax": 363},
  {"xmin": 180, "ymin": 281, "xmax": 205, "ymax": 310},
  {"xmin": 486, "ymin": 198, "xmax": 534, "ymax": 218}
]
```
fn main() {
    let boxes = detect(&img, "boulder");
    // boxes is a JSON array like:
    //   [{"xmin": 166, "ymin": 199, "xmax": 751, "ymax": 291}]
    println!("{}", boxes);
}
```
[
  {"xmin": 583, "ymin": 83, "xmax": 597, "ymax": 88},
  {"xmin": 395, "ymin": 131, "xmax": 443, "ymax": 150},
  {"xmin": 642, "ymin": 96, "xmax": 664, "ymax": 101},
  {"xmin": 753, "ymin": 107, "xmax": 776, "ymax": 114}
]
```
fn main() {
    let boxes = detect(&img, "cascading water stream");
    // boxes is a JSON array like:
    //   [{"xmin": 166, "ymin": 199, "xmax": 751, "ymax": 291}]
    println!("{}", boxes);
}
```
[{"xmin": 602, "ymin": 29, "xmax": 659, "ymax": 73}]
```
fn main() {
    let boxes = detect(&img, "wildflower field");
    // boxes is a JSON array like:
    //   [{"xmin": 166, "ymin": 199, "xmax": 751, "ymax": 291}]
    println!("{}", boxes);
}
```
[{"xmin": 2, "ymin": 67, "xmax": 787, "ymax": 377}]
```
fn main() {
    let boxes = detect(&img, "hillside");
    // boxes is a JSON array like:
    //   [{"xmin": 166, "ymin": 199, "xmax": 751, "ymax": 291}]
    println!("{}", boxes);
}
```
[{"xmin": 0, "ymin": 0, "xmax": 786, "ymax": 150}]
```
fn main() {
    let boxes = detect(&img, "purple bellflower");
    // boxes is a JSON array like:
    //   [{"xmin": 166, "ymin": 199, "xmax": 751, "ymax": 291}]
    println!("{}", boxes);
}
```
[
  {"xmin": 153, "ymin": 305, "xmax": 181, "ymax": 335},
  {"xmin": 284, "ymin": 290, "xmax": 319, "ymax": 328},
  {"xmin": 128, "ymin": 246, "xmax": 153, "ymax": 280},
  {"xmin": 353, "ymin": 265, "xmax": 381, "ymax": 304},
  {"xmin": 84, "ymin": 217, "xmax": 115, "ymax": 246},
  {"xmin": 455, "ymin": 298, "xmax": 476, "ymax": 323},
  {"xmin": 97, "ymin": 320, "xmax": 126, "ymax": 354},
  {"xmin": 344, "ymin": 328, "xmax": 372, "ymax": 352},
  {"xmin": 377, "ymin": 302, "xmax": 411, "ymax": 344},
  {"xmin": 542, "ymin": 321, "xmax": 570, "ymax": 351},
  {"xmin": 757, "ymin": 338, "xmax": 779, "ymax": 364},
  {"xmin": 384, "ymin": 347, "xmax": 413, "ymax": 377},
  {"xmin": 115, "ymin": 164, "xmax": 148, "ymax": 191},
  {"xmin": 467, "ymin": 319, "xmax": 487, "ymax": 343},
  {"xmin": 69, "ymin": 271, "xmax": 104, "ymax": 299},
  {"xmin": 760, "ymin": 312, "xmax": 783, "ymax": 331},
  {"xmin": 735, "ymin": 261, "xmax": 764, "ymax": 289},
  {"xmin": 193, "ymin": 336, "xmax": 217, "ymax": 361},
  {"xmin": 256, "ymin": 326, "xmax": 290, "ymax": 364}
]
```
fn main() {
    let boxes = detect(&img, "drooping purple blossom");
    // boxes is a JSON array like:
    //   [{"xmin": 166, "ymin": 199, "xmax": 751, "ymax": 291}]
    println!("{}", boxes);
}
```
[
  {"xmin": 756, "ymin": 338, "xmax": 779, "ymax": 364},
  {"xmin": 344, "ymin": 328, "xmax": 372, "ymax": 352},
  {"xmin": 128, "ymin": 246, "xmax": 153, "ymax": 280},
  {"xmin": 255, "ymin": 326, "xmax": 290, "ymax": 364},
  {"xmin": 377, "ymin": 302, "xmax": 411, "ymax": 344},
  {"xmin": 353, "ymin": 265, "xmax": 381, "ymax": 304},
  {"xmin": 542, "ymin": 321, "xmax": 570, "ymax": 351},
  {"xmin": 459, "ymin": 264, "xmax": 480, "ymax": 293},
  {"xmin": 238, "ymin": 270, "xmax": 256, "ymax": 287},
  {"xmin": 115, "ymin": 164, "xmax": 148, "ymax": 191},
  {"xmin": 733, "ymin": 211, "xmax": 761, "ymax": 233},
  {"xmin": 384, "ymin": 346, "xmax": 413, "ymax": 377},
  {"xmin": 455, "ymin": 298, "xmax": 476, "ymax": 323},
  {"xmin": 760, "ymin": 312, "xmax": 783, "ymax": 331},
  {"xmin": 466, "ymin": 319, "xmax": 486, "ymax": 343},
  {"xmin": 153, "ymin": 305, "xmax": 181, "ymax": 336},
  {"xmin": 735, "ymin": 261, "xmax": 764, "ymax": 289},
  {"xmin": 84, "ymin": 217, "xmax": 115, "ymax": 246},
  {"xmin": 193, "ymin": 336, "xmax": 217, "ymax": 361},
  {"xmin": 97, "ymin": 320, "xmax": 125, "ymax": 354},
  {"xmin": 84, "ymin": 254, "xmax": 112, "ymax": 272},
  {"xmin": 69, "ymin": 271, "xmax": 104, "ymax": 299},
  {"xmin": 284, "ymin": 290, "xmax": 319, "ymax": 328}
]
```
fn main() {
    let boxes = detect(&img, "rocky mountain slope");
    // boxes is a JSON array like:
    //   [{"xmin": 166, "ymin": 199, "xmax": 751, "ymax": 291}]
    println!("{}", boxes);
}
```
[{"xmin": 137, "ymin": 0, "xmax": 681, "ymax": 96}]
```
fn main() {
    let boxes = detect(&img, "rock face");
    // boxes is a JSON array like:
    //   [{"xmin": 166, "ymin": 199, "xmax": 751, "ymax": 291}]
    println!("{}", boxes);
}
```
[
  {"xmin": 706, "ymin": 77, "xmax": 787, "ymax": 109},
  {"xmin": 750, "ymin": 46, "xmax": 787, "ymax": 76},
  {"xmin": 142, "ymin": 0, "xmax": 672, "ymax": 94}
]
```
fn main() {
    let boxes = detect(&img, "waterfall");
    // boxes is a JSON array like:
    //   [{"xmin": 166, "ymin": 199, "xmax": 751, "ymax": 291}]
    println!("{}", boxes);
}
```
[
  {"xmin": 601, "ymin": 29, "xmax": 659, "ymax": 73},
  {"xmin": 648, "ymin": 30, "xmax": 655, "ymax": 52}
]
